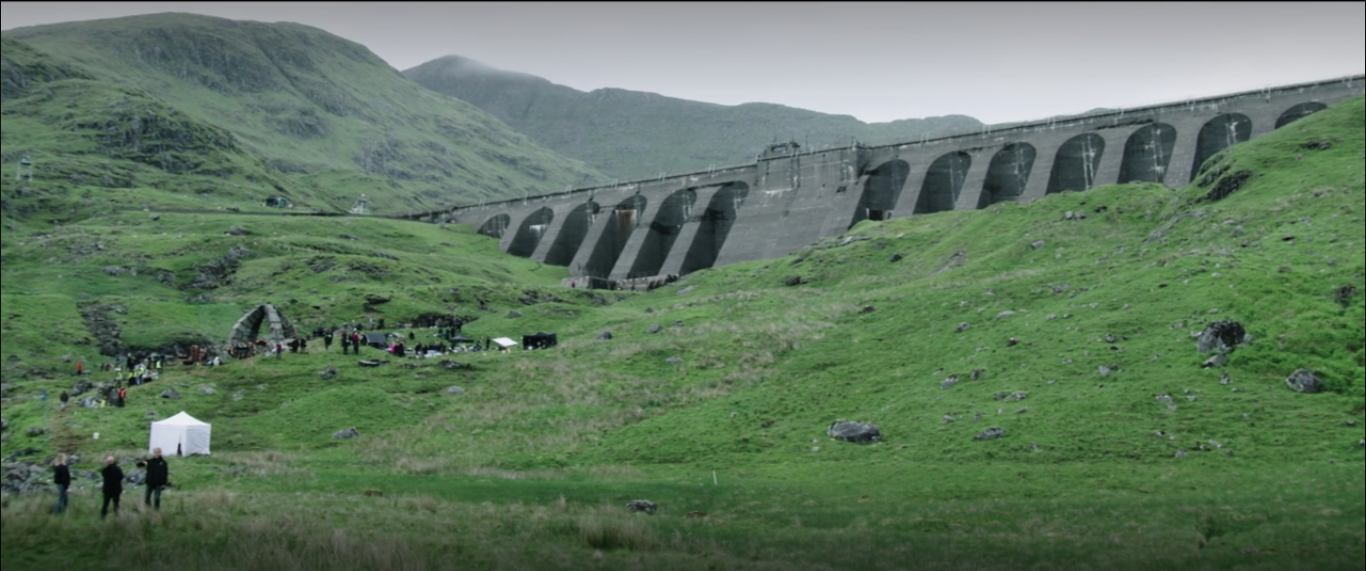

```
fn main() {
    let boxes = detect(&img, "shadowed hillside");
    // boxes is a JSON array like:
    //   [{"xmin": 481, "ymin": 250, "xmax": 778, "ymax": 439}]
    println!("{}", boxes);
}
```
[
  {"xmin": 404, "ymin": 55, "xmax": 983, "ymax": 181},
  {"xmin": 3, "ymin": 14, "xmax": 602, "ymax": 216}
]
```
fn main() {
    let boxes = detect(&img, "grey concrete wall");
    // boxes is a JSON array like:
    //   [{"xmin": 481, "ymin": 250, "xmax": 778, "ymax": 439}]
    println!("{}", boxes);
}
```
[{"xmin": 415, "ymin": 75, "xmax": 1362, "ymax": 284}]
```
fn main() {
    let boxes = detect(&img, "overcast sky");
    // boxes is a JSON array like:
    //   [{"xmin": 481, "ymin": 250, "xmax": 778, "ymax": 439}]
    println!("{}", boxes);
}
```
[{"xmin": 3, "ymin": 2, "xmax": 1362, "ymax": 125}]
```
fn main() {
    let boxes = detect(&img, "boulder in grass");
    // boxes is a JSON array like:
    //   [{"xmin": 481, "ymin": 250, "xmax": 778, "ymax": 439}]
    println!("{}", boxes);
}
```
[
  {"xmin": 160, "ymin": 389, "xmax": 181, "ymax": 400},
  {"xmin": 1285, "ymin": 369, "xmax": 1322, "ymax": 394},
  {"xmin": 974, "ymin": 427, "xmax": 1006, "ymax": 441},
  {"xmin": 1196, "ymin": 320, "xmax": 1247, "ymax": 354},
  {"xmin": 332, "ymin": 427, "xmax": 359, "ymax": 440},
  {"xmin": 626, "ymin": 500, "xmax": 657, "ymax": 514},
  {"xmin": 827, "ymin": 420, "xmax": 881, "ymax": 444}
]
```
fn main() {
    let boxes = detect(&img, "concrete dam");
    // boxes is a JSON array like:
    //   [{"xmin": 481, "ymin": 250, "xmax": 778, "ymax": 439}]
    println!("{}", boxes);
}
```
[{"xmin": 408, "ymin": 75, "xmax": 1363, "ymax": 289}]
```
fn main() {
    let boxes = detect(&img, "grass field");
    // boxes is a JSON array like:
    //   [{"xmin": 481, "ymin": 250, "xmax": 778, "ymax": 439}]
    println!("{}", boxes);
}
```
[{"xmin": 1, "ymin": 98, "xmax": 1362, "ymax": 570}]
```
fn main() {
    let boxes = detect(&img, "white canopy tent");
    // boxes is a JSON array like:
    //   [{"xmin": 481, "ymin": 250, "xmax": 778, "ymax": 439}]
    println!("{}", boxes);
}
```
[
  {"xmin": 148, "ymin": 411, "xmax": 211, "ymax": 456},
  {"xmin": 491, "ymin": 337, "xmax": 519, "ymax": 349}
]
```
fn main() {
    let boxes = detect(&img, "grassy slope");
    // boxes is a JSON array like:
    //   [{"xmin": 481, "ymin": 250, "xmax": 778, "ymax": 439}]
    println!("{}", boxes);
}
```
[
  {"xmin": 404, "ymin": 55, "xmax": 983, "ymax": 181},
  {"xmin": 0, "ymin": 99, "xmax": 1362, "ymax": 570},
  {"xmin": 3, "ymin": 14, "xmax": 602, "ymax": 216}
]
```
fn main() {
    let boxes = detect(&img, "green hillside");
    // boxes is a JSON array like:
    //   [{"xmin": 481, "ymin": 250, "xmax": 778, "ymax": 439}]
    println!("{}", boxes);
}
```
[
  {"xmin": 404, "ymin": 55, "xmax": 983, "ymax": 181},
  {"xmin": 3, "ymin": 14, "xmax": 602, "ymax": 217},
  {"xmin": 0, "ymin": 90, "xmax": 1361, "ymax": 570}
]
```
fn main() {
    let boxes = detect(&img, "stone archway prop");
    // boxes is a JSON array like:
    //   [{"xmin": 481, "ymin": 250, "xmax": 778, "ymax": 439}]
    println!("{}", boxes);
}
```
[{"xmin": 227, "ymin": 304, "xmax": 298, "ymax": 345}]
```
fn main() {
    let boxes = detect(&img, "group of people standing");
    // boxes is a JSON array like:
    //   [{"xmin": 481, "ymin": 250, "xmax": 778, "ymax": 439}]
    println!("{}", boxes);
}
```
[{"xmin": 52, "ymin": 448, "xmax": 170, "ymax": 518}]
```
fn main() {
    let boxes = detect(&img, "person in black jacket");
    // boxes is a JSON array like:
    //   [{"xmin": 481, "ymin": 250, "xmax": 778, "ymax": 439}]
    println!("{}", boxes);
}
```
[
  {"xmin": 138, "ymin": 448, "xmax": 169, "ymax": 510},
  {"xmin": 53, "ymin": 454, "xmax": 71, "ymax": 515},
  {"xmin": 100, "ymin": 456, "xmax": 123, "ymax": 519}
]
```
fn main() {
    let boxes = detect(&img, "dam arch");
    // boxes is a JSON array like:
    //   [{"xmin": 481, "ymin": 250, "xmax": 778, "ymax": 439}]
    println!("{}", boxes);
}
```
[
  {"xmin": 915, "ymin": 152, "xmax": 971, "ymax": 214},
  {"xmin": 680, "ymin": 182, "xmax": 749, "ymax": 274},
  {"xmin": 850, "ymin": 160, "xmax": 909, "ymax": 227},
  {"xmin": 507, "ymin": 207, "xmax": 554, "ymax": 258},
  {"xmin": 582, "ymin": 195, "xmax": 648, "ymax": 278},
  {"xmin": 1048, "ymin": 133, "xmax": 1105, "ymax": 194},
  {"xmin": 628, "ymin": 189, "xmax": 697, "ymax": 278},
  {"xmin": 477, "ymin": 214, "xmax": 511, "ymax": 239},
  {"xmin": 1191, "ymin": 113, "xmax": 1252, "ymax": 181},
  {"xmin": 1276, "ymin": 102, "xmax": 1328, "ymax": 128},
  {"xmin": 979, "ymin": 143, "xmax": 1035, "ymax": 208},
  {"xmin": 1118, "ymin": 123, "xmax": 1177, "ymax": 184},
  {"xmin": 544, "ymin": 202, "xmax": 599, "ymax": 267}
]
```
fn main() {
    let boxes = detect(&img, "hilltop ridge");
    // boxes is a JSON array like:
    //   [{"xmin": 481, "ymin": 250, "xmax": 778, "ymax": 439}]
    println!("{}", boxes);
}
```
[
  {"xmin": 404, "ymin": 55, "xmax": 982, "ymax": 180},
  {"xmin": 2, "ymin": 13, "xmax": 602, "ymax": 218}
]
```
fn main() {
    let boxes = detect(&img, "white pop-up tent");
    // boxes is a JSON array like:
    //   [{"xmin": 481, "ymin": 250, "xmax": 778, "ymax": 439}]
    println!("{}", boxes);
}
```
[
  {"xmin": 148, "ymin": 411, "xmax": 211, "ymax": 456},
  {"xmin": 491, "ymin": 337, "xmax": 519, "ymax": 349}
]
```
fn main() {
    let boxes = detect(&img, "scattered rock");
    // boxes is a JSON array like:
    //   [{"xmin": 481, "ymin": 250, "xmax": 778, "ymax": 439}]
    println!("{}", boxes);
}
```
[
  {"xmin": 227, "ymin": 225, "xmax": 250, "ymax": 236},
  {"xmin": 1300, "ymin": 138, "xmax": 1333, "ymax": 151},
  {"xmin": 318, "ymin": 366, "xmax": 337, "ymax": 380},
  {"xmin": 1202, "ymin": 170, "xmax": 1253, "ymax": 202},
  {"xmin": 970, "ymin": 368, "xmax": 984, "ymax": 381},
  {"xmin": 1006, "ymin": 337, "xmax": 1019, "ymax": 347},
  {"xmin": 26, "ymin": 427, "xmax": 49, "ymax": 437},
  {"xmin": 827, "ymin": 420, "xmax": 881, "ymax": 444},
  {"xmin": 506, "ymin": 310, "xmax": 522, "ymax": 319},
  {"xmin": 940, "ymin": 376, "xmax": 960, "ymax": 390},
  {"xmin": 1031, "ymin": 240, "xmax": 1046, "ymax": 250},
  {"xmin": 1175, "ymin": 450, "xmax": 1188, "ymax": 458},
  {"xmin": 357, "ymin": 360, "xmax": 388, "ymax": 368},
  {"xmin": 942, "ymin": 415, "xmax": 954, "ymax": 424},
  {"xmin": 1336, "ymin": 284, "xmax": 1358, "ymax": 305},
  {"xmin": 666, "ymin": 357, "xmax": 684, "ymax": 366},
  {"xmin": 626, "ymin": 500, "xmax": 658, "ymax": 514},
  {"xmin": 1285, "ymin": 368, "xmax": 1322, "ymax": 394},
  {"xmin": 996, "ymin": 310, "xmax": 1016, "ymax": 319},
  {"xmin": 1202, "ymin": 353, "xmax": 1229, "ymax": 369},
  {"xmin": 1219, "ymin": 371, "xmax": 1231, "ymax": 385},
  {"xmin": 890, "ymin": 253, "xmax": 905, "ymax": 263},
  {"xmin": 445, "ymin": 386, "xmax": 465, "ymax": 395},
  {"xmin": 331, "ymin": 427, "xmax": 359, "ymax": 440},
  {"xmin": 149, "ymin": 213, "xmax": 161, "ymax": 221},
  {"xmin": 595, "ymin": 331, "xmax": 613, "ymax": 340},
  {"xmin": 646, "ymin": 324, "xmax": 663, "ymax": 334},
  {"xmin": 784, "ymin": 276, "xmax": 808, "ymax": 287},
  {"xmin": 992, "ymin": 391, "xmax": 1027, "ymax": 402},
  {"xmin": 955, "ymin": 322, "xmax": 970, "ymax": 333},
  {"xmin": 339, "ymin": 234, "xmax": 360, "ymax": 241},
  {"xmin": 197, "ymin": 386, "xmax": 216, "ymax": 395},
  {"xmin": 160, "ymin": 389, "xmax": 181, "ymax": 400},
  {"xmin": 438, "ymin": 360, "xmax": 467, "ymax": 371},
  {"xmin": 861, "ymin": 306, "xmax": 876, "ymax": 314},
  {"xmin": 1098, "ymin": 366, "xmax": 1113, "ymax": 378},
  {"xmin": 974, "ymin": 427, "xmax": 1005, "ymax": 441},
  {"xmin": 676, "ymin": 285, "xmax": 696, "ymax": 295}
]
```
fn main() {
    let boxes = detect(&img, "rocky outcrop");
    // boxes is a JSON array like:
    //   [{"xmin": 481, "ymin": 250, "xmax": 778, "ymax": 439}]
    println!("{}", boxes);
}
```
[
  {"xmin": 189, "ymin": 245, "xmax": 251, "ymax": 290},
  {"xmin": 1285, "ymin": 369, "xmax": 1323, "ymax": 394},
  {"xmin": 827, "ymin": 420, "xmax": 881, "ymax": 444}
]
